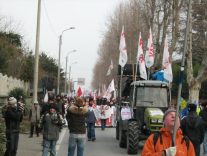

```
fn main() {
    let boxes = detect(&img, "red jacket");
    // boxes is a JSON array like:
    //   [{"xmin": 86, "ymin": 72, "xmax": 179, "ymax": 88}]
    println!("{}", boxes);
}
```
[{"xmin": 141, "ymin": 128, "xmax": 195, "ymax": 156}]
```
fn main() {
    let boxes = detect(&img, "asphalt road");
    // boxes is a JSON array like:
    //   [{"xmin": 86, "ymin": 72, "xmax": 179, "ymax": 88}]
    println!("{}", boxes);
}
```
[
  {"xmin": 57, "ymin": 127, "xmax": 142, "ymax": 156},
  {"xmin": 17, "ymin": 127, "xmax": 142, "ymax": 156}
]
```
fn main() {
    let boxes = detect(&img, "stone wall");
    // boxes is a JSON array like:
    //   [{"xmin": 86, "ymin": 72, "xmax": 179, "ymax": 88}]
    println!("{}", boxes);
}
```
[{"xmin": 0, "ymin": 73, "xmax": 29, "ymax": 97}]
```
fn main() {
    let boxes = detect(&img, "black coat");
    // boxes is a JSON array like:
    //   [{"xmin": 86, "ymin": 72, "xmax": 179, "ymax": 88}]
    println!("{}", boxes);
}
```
[
  {"xmin": 181, "ymin": 111, "xmax": 205, "ymax": 156},
  {"xmin": 4, "ymin": 106, "xmax": 23, "ymax": 133}
]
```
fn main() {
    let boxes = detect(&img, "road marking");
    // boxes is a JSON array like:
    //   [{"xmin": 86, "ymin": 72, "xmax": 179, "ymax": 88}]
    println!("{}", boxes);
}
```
[{"xmin": 56, "ymin": 128, "xmax": 67, "ymax": 155}]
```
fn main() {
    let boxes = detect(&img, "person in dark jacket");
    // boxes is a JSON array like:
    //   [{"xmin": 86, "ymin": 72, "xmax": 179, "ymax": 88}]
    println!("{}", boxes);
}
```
[
  {"xmin": 181, "ymin": 102, "xmax": 205, "ymax": 156},
  {"xmin": 85, "ymin": 98, "xmax": 97, "ymax": 141},
  {"xmin": 66, "ymin": 97, "xmax": 88, "ymax": 156},
  {"xmin": 200, "ymin": 101, "xmax": 207, "ymax": 156},
  {"xmin": 3, "ymin": 97, "xmax": 24, "ymax": 156},
  {"xmin": 39, "ymin": 104, "xmax": 65, "ymax": 156}
]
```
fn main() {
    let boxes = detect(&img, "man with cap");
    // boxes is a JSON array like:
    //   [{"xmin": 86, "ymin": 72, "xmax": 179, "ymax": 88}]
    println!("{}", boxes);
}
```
[
  {"xmin": 181, "ymin": 103, "xmax": 205, "ymax": 156},
  {"xmin": 142, "ymin": 107, "xmax": 195, "ymax": 156},
  {"xmin": 3, "ymin": 96, "xmax": 24, "ymax": 156},
  {"xmin": 39, "ymin": 103, "xmax": 65, "ymax": 156},
  {"xmin": 29, "ymin": 100, "xmax": 40, "ymax": 138}
]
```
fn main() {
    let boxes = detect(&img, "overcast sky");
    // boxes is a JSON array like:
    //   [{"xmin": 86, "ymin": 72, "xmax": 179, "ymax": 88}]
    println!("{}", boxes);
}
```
[{"xmin": 0, "ymin": 0, "xmax": 122, "ymax": 90}]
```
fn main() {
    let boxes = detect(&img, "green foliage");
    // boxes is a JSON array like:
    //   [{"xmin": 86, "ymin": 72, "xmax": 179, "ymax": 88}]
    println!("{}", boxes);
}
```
[
  {"xmin": 8, "ymin": 88, "xmax": 27, "ymax": 100},
  {"xmin": 0, "ymin": 32, "xmax": 22, "ymax": 47},
  {"xmin": 20, "ymin": 52, "xmax": 34, "ymax": 81},
  {"xmin": 39, "ymin": 52, "xmax": 58, "ymax": 74}
]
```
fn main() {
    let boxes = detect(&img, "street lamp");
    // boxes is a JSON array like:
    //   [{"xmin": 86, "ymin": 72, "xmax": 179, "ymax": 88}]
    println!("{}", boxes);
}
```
[
  {"xmin": 68, "ymin": 61, "xmax": 77, "ymax": 95},
  {"xmin": 57, "ymin": 27, "xmax": 75, "ymax": 94},
  {"xmin": 64, "ymin": 49, "xmax": 77, "ymax": 93}
]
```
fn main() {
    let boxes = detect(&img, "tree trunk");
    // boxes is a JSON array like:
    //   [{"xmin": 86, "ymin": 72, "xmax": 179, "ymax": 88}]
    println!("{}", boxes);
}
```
[{"xmin": 188, "ymin": 81, "xmax": 201, "ymax": 104}]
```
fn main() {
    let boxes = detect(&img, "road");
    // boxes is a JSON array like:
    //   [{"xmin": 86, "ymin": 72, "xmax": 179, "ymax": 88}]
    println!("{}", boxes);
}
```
[{"xmin": 17, "ymin": 127, "xmax": 142, "ymax": 156}]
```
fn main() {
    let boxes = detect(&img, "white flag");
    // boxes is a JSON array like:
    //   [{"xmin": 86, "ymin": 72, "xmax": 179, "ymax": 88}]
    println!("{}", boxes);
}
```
[
  {"xmin": 43, "ymin": 91, "xmax": 48, "ymax": 103},
  {"xmin": 145, "ymin": 28, "xmax": 154, "ymax": 68},
  {"xmin": 119, "ymin": 26, "xmax": 128, "ymax": 67},
  {"xmin": 163, "ymin": 36, "xmax": 173, "ymax": 82},
  {"xmin": 104, "ymin": 79, "xmax": 115, "ymax": 100},
  {"xmin": 106, "ymin": 60, "xmax": 114, "ymax": 76},
  {"xmin": 137, "ymin": 32, "xmax": 147, "ymax": 80}
]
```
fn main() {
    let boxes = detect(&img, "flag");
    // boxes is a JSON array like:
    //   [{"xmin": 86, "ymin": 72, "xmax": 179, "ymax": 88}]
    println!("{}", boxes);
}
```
[
  {"xmin": 98, "ymin": 87, "xmax": 101, "ymax": 97},
  {"xmin": 43, "ymin": 90, "xmax": 48, "ymax": 103},
  {"xmin": 101, "ymin": 84, "xmax": 106, "ymax": 97},
  {"xmin": 77, "ymin": 86, "xmax": 82, "ymax": 97},
  {"xmin": 137, "ymin": 32, "xmax": 147, "ymax": 80},
  {"xmin": 104, "ymin": 79, "xmax": 115, "ymax": 100},
  {"xmin": 119, "ymin": 26, "xmax": 128, "ymax": 67},
  {"xmin": 145, "ymin": 28, "xmax": 154, "ymax": 68},
  {"xmin": 163, "ymin": 36, "xmax": 173, "ymax": 82},
  {"xmin": 106, "ymin": 60, "xmax": 114, "ymax": 76}
]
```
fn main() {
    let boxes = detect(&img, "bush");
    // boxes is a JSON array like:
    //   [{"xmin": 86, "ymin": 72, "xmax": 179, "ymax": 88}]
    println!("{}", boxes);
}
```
[{"xmin": 8, "ymin": 87, "xmax": 27, "ymax": 101}]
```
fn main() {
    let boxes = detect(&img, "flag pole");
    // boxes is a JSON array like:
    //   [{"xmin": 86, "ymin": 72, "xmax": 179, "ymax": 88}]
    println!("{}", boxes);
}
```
[
  {"xmin": 172, "ymin": 0, "xmax": 192, "ymax": 145},
  {"xmin": 119, "ymin": 67, "xmax": 123, "ymax": 101}
]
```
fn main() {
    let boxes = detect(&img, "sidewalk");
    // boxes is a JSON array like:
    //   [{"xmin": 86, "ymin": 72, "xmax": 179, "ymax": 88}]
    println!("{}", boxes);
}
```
[{"xmin": 17, "ymin": 132, "xmax": 43, "ymax": 156}]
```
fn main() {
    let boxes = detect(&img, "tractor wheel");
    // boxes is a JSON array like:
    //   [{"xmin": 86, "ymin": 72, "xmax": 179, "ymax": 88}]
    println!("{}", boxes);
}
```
[
  {"xmin": 119, "ymin": 129, "xmax": 127, "ymax": 148},
  {"xmin": 116, "ymin": 122, "xmax": 119, "ymax": 140},
  {"xmin": 127, "ymin": 121, "xmax": 139, "ymax": 154}
]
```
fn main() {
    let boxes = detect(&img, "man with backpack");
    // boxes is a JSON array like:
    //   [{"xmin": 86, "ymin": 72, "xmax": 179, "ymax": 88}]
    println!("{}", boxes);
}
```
[
  {"xmin": 181, "ymin": 103, "xmax": 205, "ymax": 156},
  {"xmin": 141, "ymin": 108, "xmax": 195, "ymax": 156}
]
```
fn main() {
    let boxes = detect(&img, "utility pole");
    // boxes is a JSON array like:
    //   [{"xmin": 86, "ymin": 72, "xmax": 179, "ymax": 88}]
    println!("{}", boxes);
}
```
[{"xmin": 33, "ymin": 0, "xmax": 41, "ymax": 103}]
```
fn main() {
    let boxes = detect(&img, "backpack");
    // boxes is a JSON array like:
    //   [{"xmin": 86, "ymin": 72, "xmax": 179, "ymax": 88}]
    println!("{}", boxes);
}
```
[{"xmin": 153, "ymin": 131, "xmax": 190, "ymax": 150}]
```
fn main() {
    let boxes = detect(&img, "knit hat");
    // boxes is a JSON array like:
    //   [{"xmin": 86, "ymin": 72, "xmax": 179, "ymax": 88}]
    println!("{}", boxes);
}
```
[
  {"xmin": 49, "ymin": 104, "xmax": 58, "ymax": 111},
  {"xmin": 8, "ymin": 97, "xmax": 17, "ymax": 105},
  {"xmin": 163, "ymin": 108, "xmax": 176, "ymax": 120},
  {"xmin": 187, "ymin": 103, "xmax": 197, "ymax": 112}
]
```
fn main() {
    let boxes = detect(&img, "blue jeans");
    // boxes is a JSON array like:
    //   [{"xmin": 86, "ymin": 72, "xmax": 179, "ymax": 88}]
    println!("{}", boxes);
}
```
[
  {"xmin": 203, "ymin": 131, "xmax": 207, "ymax": 154},
  {"xmin": 101, "ymin": 119, "xmax": 106, "ymax": 130},
  {"xmin": 42, "ymin": 139, "xmax": 57, "ymax": 156},
  {"xmin": 86, "ymin": 123, "xmax": 96, "ymax": 140},
  {"xmin": 4, "ymin": 132, "xmax": 19, "ymax": 156},
  {"xmin": 68, "ymin": 133, "xmax": 86, "ymax": 156}
]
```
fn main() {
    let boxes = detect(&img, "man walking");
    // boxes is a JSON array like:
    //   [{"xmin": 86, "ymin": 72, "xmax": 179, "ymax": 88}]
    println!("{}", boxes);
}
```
[{"xmin": 66, "ymin": 97, "xmax": 88, "ymax": 156}]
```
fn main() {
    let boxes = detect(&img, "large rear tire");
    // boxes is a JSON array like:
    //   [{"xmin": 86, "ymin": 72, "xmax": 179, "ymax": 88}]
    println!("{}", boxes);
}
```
[{"xmin": 127, "ymin": 121, "xmax": 139, "ymax": 154}]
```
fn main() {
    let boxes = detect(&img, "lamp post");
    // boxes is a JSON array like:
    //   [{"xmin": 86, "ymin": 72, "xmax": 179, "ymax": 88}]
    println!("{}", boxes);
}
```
[
  {"xmin": 57, "ymin": 27, "xmax": 75, "ymax": 95},
  {"xmin": 64, "ymin": 50, "xmax": 77, "ymax": 93},
  {"xmin": 68, "ymin": 61, "xmax": 77, "ymax": 95}
]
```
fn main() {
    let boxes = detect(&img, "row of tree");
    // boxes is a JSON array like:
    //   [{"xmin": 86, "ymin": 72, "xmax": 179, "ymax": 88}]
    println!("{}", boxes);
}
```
[
  {"xmin": 0, "ymin": 29, "xmax": 66, "ymax": 93},
  {"xmin": 91, "ymin": 0, "xmax": 207, "ymax": 102}
]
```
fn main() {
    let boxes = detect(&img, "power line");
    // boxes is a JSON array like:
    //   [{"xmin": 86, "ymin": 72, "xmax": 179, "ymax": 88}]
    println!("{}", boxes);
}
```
[{"xmin": 42, "ymin": 0, "xmax": 58, "ymax": 38}]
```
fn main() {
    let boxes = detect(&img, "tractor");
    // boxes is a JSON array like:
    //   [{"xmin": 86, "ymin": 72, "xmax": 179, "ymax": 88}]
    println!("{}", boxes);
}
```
[{"xmin": 116, "ymin": 80, "xmax": 169, "ymax": 154}]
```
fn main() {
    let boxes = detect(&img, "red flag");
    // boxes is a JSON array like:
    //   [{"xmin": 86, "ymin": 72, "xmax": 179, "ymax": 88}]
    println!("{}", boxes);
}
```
[{"xmin": 77, "ymin": 86, "xmax": 82, "ymax": 97}]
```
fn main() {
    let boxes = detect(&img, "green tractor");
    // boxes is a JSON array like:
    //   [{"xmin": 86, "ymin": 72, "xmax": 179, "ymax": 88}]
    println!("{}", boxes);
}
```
[{"xmin": 116, "ymin": 80, "xmax": 169, "ymax": 154}]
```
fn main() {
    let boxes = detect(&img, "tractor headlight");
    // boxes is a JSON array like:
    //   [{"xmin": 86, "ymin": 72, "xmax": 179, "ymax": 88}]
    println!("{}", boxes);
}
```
[
  {"xmin": 157, "ymin": 119, "xmax": 163, "ymax": 123},
  {"xmin": 151, "ymin": 119, "xmax": 157, "ymax": 123}
]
